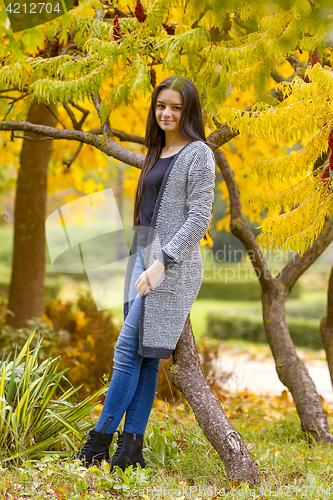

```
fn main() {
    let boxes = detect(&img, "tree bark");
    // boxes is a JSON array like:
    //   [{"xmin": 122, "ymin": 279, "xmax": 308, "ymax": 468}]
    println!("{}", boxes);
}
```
[
  {"xmin": 214, "ymin": 147, "xmax": 333, "ymax": 443},
  {"xmin": 6, "ymin": 99, "xmax": 56, "ymax": 328},
  {"xmin": 171, "ymin": 316, "xmax": 261, "ymax": 485},
  {"xmin": 263, "ymin": 283, "xmax": 333, "ymax": 443},
  {"xmin": 320, "ymin": 265, "xmax": 333, "ymax": 389}
]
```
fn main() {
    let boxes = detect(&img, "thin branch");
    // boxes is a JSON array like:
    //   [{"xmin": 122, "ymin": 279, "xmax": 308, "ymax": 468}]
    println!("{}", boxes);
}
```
[
  {"xmin": 0, "ymin": 92, "xmax": 29, "ymax": 103},
  {"xmin": 0, "ymin": 85, "xmax": 28, "ymax": 94},
  {"xmin": 114, "ymin": 5, "xmax": 131, "ymax": 17},
  {"xmin": 45, "ymin": 104, "xmax": 67, "ymax": 129},
  {"xmin": 82, "ymin": 126, "xmax": 145, "ymax": 143},
  {"xmin": 287, "ymin": 54, "xmax": 302, "ymax": 73},
  {"xmin": 69, "ymin": 101, "xmax": 90, "ymax": 116},
  {"xmin": 277, "ymin": 218, "xmax": 333, "ymax": 291},
  {"xmin": 213, "ymin": 148, "xmax": 274, "ymax": 291},
  {"xmin": 109, "ymin": 128, "xmax": 145, "ymax": 144},
  {"xmin": 94, "ymin": 5, "xmax": 104, "ymax": 21},
  {"xmin": 3, "ymin": 104, "xmax": 14, "ymax": 122},
  {"xmin": 270, "ymin": 70, "xmax": 286, "ymax": 83},
  {"xmin": 10, "ymin": 135, "xmax": 54, "ymax": 142},
  {"xmin": 60, "ymin": 43, "xmax": 78, "ymax": 55},
  {"xmin": 89, "ymin": 90, "xmax": 113, "ymax": 139},
  {"xmin": 0, "ymin": 92, "xmax": 30, "ymax": 121},
  {"xmin": 63, "ymin": 101, "xmax": 89, "ymax": 130},
  {"xmin": 63, "ymin": 142, "xmax": 84, "ymax": 168},
  {"xmin": 0, "ymin": 88, "xmax": 26, "ymax": 93}
]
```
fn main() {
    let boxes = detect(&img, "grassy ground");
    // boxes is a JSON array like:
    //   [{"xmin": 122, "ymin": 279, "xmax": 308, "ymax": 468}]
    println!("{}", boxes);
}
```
[
  {"xmin": 1, "ymin": 394, "xmax": 333, "ymax": 499},
  {"xmin": 1, "ymin": 226, "xmax": 333, "ymax": 497}
]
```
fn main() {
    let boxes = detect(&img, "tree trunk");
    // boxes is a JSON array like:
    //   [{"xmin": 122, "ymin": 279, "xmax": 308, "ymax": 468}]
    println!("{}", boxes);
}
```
[
  {"xmin": 263, "ymin": 283, "xmax": 333, "ymax": 443},
  {"xmin": 171, "ymin": 315, "xmax": 261, "ymax": 484},
  {"xmin": 214, "ymin": 147, "xmax": 333, "ymax": 443},
  {"xmin": 320, "ymin": 264, "xmax": 333, "ymax": 389},
  {"xmin": 6, "ymin": 99, "xmax": 56, "ymax": 328}
]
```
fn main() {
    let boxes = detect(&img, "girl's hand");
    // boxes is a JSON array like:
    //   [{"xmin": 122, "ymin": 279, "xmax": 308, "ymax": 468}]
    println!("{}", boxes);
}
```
[{"xmin": 135, "ymin": 259, "xmax": 166, "ymax": 296}]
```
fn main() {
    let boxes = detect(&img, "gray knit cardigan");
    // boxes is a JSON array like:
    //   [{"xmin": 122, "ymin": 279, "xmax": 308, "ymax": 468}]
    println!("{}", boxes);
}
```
[{"xmin": 123, "ymin": 140, "xmax": 216, "ymax": 359}]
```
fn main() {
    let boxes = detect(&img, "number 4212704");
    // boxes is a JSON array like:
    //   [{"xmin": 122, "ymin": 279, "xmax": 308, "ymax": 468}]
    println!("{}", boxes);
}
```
[{"xmin": 6, "ymin": 3, "xmax": 61, "ymax": 13}]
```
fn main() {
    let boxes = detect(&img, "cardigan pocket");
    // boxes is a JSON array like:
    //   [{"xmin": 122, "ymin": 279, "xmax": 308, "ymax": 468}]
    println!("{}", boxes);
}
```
[{"xmin": 150, "ymin": 286, "xmax": 176, "ymax": 295}]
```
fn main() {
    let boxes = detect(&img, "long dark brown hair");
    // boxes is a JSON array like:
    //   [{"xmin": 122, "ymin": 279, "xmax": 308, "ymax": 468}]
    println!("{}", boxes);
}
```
[{"xmin": 133, "ymin": 75, "xmax": 215, "ymax": 241}]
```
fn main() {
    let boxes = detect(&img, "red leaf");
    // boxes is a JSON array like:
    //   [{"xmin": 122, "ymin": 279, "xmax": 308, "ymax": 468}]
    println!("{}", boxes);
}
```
[
  {"xmin": 135, "ymin": 0, "xmax": 147, "ymax": 23},
  {"xmin": 311, "ymin": 47, "xmax": 321, "ymax": 68},
  {"xmin": 113, "ymin": 15, "xmax": 123, "ymax": 41},
  {"xmin": 162, "ymin": 23, "xmax": 176, "ymax": 35}
]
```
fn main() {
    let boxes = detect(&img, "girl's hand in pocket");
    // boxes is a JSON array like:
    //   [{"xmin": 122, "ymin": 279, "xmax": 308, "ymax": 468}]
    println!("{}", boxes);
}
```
[{"xmin": 135, "ymin": 259, "xmax": 166, "ymax": 296}]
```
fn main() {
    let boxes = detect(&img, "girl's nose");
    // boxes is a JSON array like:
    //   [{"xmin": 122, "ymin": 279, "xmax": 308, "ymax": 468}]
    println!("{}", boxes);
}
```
[{"xmin": 162, "ymin": 106, "xmax": 171, "ymax": 116}]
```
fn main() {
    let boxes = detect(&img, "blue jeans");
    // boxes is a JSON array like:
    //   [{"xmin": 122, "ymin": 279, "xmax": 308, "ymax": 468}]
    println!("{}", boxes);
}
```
[{"xmin": 95, "ymin": 245, "xmax": 160, "ymax": 435}]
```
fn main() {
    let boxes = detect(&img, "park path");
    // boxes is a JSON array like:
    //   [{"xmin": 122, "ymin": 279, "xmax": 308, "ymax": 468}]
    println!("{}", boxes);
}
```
[{"xmin": 215, "ymin": 353, "xmax": 333, "ymax": 402}]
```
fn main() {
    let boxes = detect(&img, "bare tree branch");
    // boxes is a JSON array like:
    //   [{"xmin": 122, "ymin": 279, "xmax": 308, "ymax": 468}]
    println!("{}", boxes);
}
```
[
  {"xmin": 63, "ymin": 142, "xmax": 84, "ymax": 168},
  {"xmin": 45, "ymin": 104, "xmax": 67, "ymax": 129},
  {"xmin": 11, "ymin": 135, "xmax": 54, "ymax": 142},
  {"xmin": 0, "ymin": 120, "xmax": 145, "ymax": 167},
  {"xmin": 63, "ymin": 102, "xmax": 89, "ymax": 130}
]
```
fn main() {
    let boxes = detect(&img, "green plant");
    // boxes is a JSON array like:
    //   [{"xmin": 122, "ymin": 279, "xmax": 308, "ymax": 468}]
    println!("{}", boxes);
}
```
[
  {"xmin": 206, "ymin": 312, "xmax": 323, "ymax": 349},
  {"xmin": 0, "ymin": 331, "xmax": 108, "ymax": 462},
  {"xmin": 0, "ymin": 306, "xmax": 57, "ymax": 361},
  {"xmin": 144, "ymin": 415, "xmax": 183, "ymax": 469},
  {"xmin": 43, "ymin": 292, "xmax": 120, "ymax": 399},
  {"xmin": 0, "ymin": 292, "xmax": 121, "ymax": 400}
]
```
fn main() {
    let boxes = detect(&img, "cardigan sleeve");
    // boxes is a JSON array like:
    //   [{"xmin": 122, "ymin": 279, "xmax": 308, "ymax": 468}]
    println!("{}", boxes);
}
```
[{"xmin": 154, "ymin": 144, "xmax": 216, "ymax": 268}]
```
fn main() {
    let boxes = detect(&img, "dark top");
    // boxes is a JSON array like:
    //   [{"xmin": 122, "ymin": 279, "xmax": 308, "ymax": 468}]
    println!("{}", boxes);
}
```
[{"xmin": 137, "ymin": 155, "xmax": 175, "ymax": 247}]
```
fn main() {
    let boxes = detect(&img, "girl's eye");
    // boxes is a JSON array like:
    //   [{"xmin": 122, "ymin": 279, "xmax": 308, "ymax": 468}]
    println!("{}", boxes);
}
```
[{"xmin": 157, "ymin": 105, "xmax": 181, "ymax": 110}]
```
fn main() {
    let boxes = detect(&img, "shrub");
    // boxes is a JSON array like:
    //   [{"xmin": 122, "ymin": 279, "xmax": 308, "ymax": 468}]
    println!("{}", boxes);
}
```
[
  {"xmin": 198, "ymin": 280, "xmax": 300, "ymax": 301},
  {"xmin": 0, "ymin": 332, "xmax": 107, "ymax": 462},
  {"xmin": 43, "ymin": 292, "xmax": 120, "ymax": 400},
  {"xmin": 206, "ymin": 312, "xmax": 323, "ymax": 350},
  {"xmin": 0, "ymin": 293, "xmax": 120, "ymax": 401}
]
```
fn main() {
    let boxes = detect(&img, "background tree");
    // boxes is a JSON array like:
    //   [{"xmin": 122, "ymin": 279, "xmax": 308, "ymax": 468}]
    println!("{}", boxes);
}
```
[{"xmin": 6, "ymin": 99, "xmax": 56, "ymax": 327}]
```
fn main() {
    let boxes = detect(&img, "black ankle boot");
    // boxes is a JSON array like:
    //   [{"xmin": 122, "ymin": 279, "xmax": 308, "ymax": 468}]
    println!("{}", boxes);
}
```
[
  {"xmin": 72, "ymin": 429, "xmax": 113, "ymax": 466},
  {"xmin": 110, "ymin": 431, "xmax": 145, "ymax": 471}
]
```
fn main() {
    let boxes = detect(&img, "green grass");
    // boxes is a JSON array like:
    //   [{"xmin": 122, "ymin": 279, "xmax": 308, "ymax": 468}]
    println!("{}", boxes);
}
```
[{"xmin": 1, "ymin": 397, "xmax": 333, "ymax": 499}]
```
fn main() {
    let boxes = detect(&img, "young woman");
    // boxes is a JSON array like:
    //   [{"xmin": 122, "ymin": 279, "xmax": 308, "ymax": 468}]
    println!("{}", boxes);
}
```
[{"xmin": 73, "ymin": 75, "xmax": 216, "ymax": 470}]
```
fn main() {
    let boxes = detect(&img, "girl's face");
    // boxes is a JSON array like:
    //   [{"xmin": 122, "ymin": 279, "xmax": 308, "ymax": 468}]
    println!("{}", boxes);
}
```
[{"xmin": 155, "ymin": 88, "xmax": 183, "ymax": 135}]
